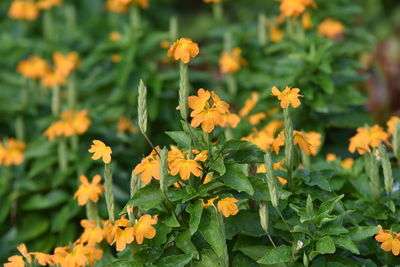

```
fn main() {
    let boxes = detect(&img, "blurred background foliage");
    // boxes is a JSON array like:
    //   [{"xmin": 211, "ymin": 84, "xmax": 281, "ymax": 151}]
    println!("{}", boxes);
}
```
[{"xmin": 0, "ymin": 0, "xmax": 399, "ymax": 262}]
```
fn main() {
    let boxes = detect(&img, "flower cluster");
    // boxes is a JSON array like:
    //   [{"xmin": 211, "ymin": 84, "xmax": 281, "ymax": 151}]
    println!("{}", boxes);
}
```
[
  {"xmin": 44, "ymin": 110, "xmax": 91, "ymax": 141},
  {"xmin": 106, "ymin": 0, "xmax": 148, "ymax": 13},
  {"xmin": 133, "ymin": 146, "xmax": 161, "ymax": 184},
  {"xmin": 17, "ymin": 52, "xmax": 80, "ymax": 88},
  {"xmin": 348, "ymin": 125, "xmax": 389, "ymax": 155},
  {"xmin": 242, "ymin": 120, "xmax": 283, "ymax": 151},
  {"xmin": 219, "ymin": 47, "xmax": 246, "ymax": 74},
  {"xmin": 188, "ymin": 88, "xmax": 234, "ymax": 133},
  {"xmin": 0, "ymin": 138, "xmax": 26, "ymax": 167},
  {"xmin": 8, "ymin": 0, "xmax": 62, "ymax": 20},
  {"xmin": 375, "ymin": 225, "xmax": 400, "ymax": 256}
]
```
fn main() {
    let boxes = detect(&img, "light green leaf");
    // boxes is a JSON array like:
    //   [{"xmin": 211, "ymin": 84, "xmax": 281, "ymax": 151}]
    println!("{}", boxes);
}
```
[
  {"xmin": 176, "ymin": 230, "xmax": 199, "ymax": 259},
  {"xmin": 126, "ymin": 183, "xmax": 165, "ymax": 210},
  {"xmin": 186, "ymin": 200, "xmax": 203, "ymax": 235},
  {"xmin": 220, "ymin": 164, "xmax": 254, "ymax": 195},
  {"xmin": 257, "ymin": 245, "xmax": 292, "ymax": 264}
]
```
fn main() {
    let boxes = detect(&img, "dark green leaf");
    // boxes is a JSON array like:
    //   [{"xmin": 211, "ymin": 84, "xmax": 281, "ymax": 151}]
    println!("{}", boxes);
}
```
[
  {"xmin": 220, "ymin": 164, "xmax": 254, "ymax": 195},
  {"xmin": 222, "ymin": 140, "xmax": 264, "ymax": 163},
  {"xmin": 154, "ymin": 254, "xmax": 193, "ymax": 267},
  {"xmin": 257, "ymin": 245, "xmax": 292, "ymax": 264},
  {"xmin": 186, "ymin": 200, "xmax": 203, "ymax": 235},
  {"xmin": 333, "ymin": 235, "xmax": 360, "ymax": 254},
  {"xmin": 126, "ymin": 183, "xmax": 165, "ymax": 210},
  {"xmin": 348, "ymin": 226, "xmax": 379, "ymax": 242},
  {"xmin": 176, "ymin": 230, "xmax": 199, "ymax": 259},
  {"xmin": 198, "ymin": 208, "xmax": 224, "ymax": 257}
]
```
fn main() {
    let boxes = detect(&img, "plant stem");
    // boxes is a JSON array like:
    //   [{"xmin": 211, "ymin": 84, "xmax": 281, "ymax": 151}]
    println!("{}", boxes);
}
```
[
  {"xmin": 58, "ymin": 137, "xmax": 68, "ymax": 172},
  {"xmin": 104, "ymin": 163, "xmax": 115, "ymax": 223},
  {"xmin": 51, "ymin": 85, "xmax": 60, "ymax": 115}
]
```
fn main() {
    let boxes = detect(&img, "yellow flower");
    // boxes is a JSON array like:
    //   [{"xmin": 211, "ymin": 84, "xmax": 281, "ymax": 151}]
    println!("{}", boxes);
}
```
[
  {"xmin": 202, "ymin": 196, "xmax": 218, "ymax": 207},
  {"xmin": 348, "ymin": 125, "xmax": 388, "ymax": 155},
  {"xmin": 37, "ymin": 0, "xmax": 62, "ymax": 10},
  {"xmin": 133, "ymin": 214, "xmax": 158, "ymax": 244},
  {"xmin": 341, "ymin": 158, "xmax": 354, "ymax": 169},
  {"xmin": 326, "ymin": 153, "xmax": 337, "ymax": 162},
  {"xmin": 293, "ymin": 130, "xmax": 313, "ymax": 155},
  {"xmin": 318, "ymin": 18, "xmax": 344, "ymax": 39},
  {"xmin": 80, "ymin": 220, "xmax": 104, "ymax": 246},
  {"xmin": 219, "ymin": 47, "xmax": 246, "ymax": 74},
  {"xmin": 239, "ymin": 92, "xmax": 259, "ymax": 117},
  {"xmin": 133, "ymin": 147, "xmax": 160, "ymax": 184},
  {"xmin": 167, "ymin": 38, "xmax": 200, "ymax": 64},
  {"xmin": 74, "ymin": 175, "xmax": 104, "ymax": 206},
  {"xmin": 17, "ymin": 56, "xmax": 49, "ymax": 80},
  {"xmin": 109, "ymin": 31, "xmax": 121, "ymax": 42},
  {"xmin": 44, "ymin": 110, "xmax": 91, "ymax": 140},
  {"xmin": 387, "ymin": 116, "xmax": 400, "ymax": 135},
  {"xmin": 301, "ymin": 12, "xmax": 312, "ymax": 30},
  {"xmin": 0, "ymin": 138, "xmax": 26, "ymax": 167},
  {"xmin": 375, "ymin": 226, "xmax": 400, "ymax": 256},
  {"xmin": 88, "ymin": 140, "xmax": 112, "ymax": 164},
  {"xmin": 30, "ymin": 252, "xmax": 54, "ymax": 266},
  {"xmin": 305, "ymin": 131, "xmax": 321, "ymax": 156},
  {"xmin": 188, "ymin": 89, "xmax": 230, "ymax": 133},
  {"xmin": 118, "ymin": 116, "xmax": 138, "ymax": 134},
  {"xmin": 4, "ymin": 255, "xmax": 25, "ymax": 267},
  {"xmin": 168, "ymin": 146, "xmax": 203, "ymax": 180},
  {"xmin": 8, "ymin": 0, "xmax": 39, "ymax": 21},
  {"xmin": 269, "ymin": 26, "xmax": 283, "ymax": 43},
  {"xmin": 111, "ymin": 54, "xmax": 121, "ymax": 63},
  {"xmin": 53, "ymin": 51, "xmax": 80, "ymax": 78},
  {"xmin": 217, "ymin": 197, "xmax": 239, "ymax": 217},
  {"xmin": 272, "ymin": 86, "xmax": 303, "ymax": 109}
]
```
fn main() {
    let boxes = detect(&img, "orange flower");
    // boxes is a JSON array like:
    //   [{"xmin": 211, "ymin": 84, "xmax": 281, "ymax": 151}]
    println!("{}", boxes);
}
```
[
  {"xmin": 112, "ymin": 215, "xmax": 135, "ymax": 251},
  {"xmin": 132, "ymin": 0, "xmax": 148, "ymax": 8},
  {"xmin": 257, "ymin": 159, "xmax": 288, "ymax": 185},
  {"xmin": 375, "ymin": 226, "xmax": 400, "ymax": 256},
  {"xmin": 189, "ymin": 89, "xmax": 230, "ymax": 133},
  {"xmin": 348, "ymin": 125, "xmax": 388, "ymax": 155},
  {"xmin": 74, "ymin": 175, "xmax": 104, "ymax": 206},
  {"xmin": 202, "ymin": 196, "xmax": 218, "ymax": 207},
  {"xmin": 247, "ymin": 112, "xmax": 266, "ymax": 125},
  {"xmin": 17, "ymin": 243, "xmax": 32, "ymax": 263},
  {"xmin": 242, "ymin": 130, "xmax": 275, "ymax": 151},
  {"xmin": 269, "ymin": 26, "xmax": 283, "ymax": 43},
  {"xmin": 80, "ymin": 220, "xmax": 104, "ymax": 246},
  {"xmin": 37, "ymin": 0, "xmax": 62, "ymax": 10},
  {"xmin": 109, "ymin": 31, "xmax": 121, "ymax": 42},
  {"xmin": 89, "ymin": 140, "xmax": 112, "ymax": 164},
  {"xmin": 117, "ymin": 116, "xmax": 138, "ymax": 133},
  {"xmin": 221, "ymin": 112, "xmax": 241, "ymax": 128},
  {"xmin": 133, "ymin": 214, "xmax": 158, "ymax": 244},
  {"xmin": 4, "ymin": 256, "xmax": 25, "ymax": 267},
  {"xmin": 239, "ymin": 92, "xmax": 259, "ymax": 117},
  {"xmin": 341, "ymin": 158, "xmax": 354, "ymax": 169},
  {"xmin": 271, "ymin": 131, "xmax": 285, "ymax": 154},
  {"xmin": 318, "ymin": 18, "xmax": 344, "ymax": 39},
  {"xmin": 44, "ymin": 110, "xmax": 91, "ymax": 140},
  {"xmin": 0, "ymin": 138, "xmax": 26, "ymax": 167},
  {"xmin": 17, "ymin": 56, "xmax": 49, "ymax": 80},
  {"xmin": 53, "ymin": 51, "xmax": 80, "ymax": 78},
  {"xmin": 41, "ymin": 70, "xmax": 65, "ymax": 88},
  {"xmin": 280, "ymin": 0, "xmax": 316, "ymax": 17},
  {"xmin": 167, "ymin": 38, "xmax": 199, "ymax": 64},
  {"xmin": 272, "ymin": 86, "xmax": 303, "ymax": 109},
  {"xmin": 106, "ymin": 0, "xmax": 128, "ymax": 13},
  {"xmin": 305, "ymin": 131, "xmax": 321, "ymax": 156},
  {"xmin": 160, "ymin": 40, "xmax": 171, "ymax": 49},
  {"xmin": 293, "ymin": 130, "xmax": 313, "ymax": 155},
  {"xmin": 8, "ymin": 0, "xmax": 39, "ymax": 20},
  {"xmin": 111, "ymin": 54, "xmax": 121, "ymax": 63},
  {"xmin": 193, "ymin": 150, "xmax": 208, "ymax": 162},
  {"xmin": 217, "ymin": 197, "xmax": 239, "ymax": 217},
  {"xmin": 168, "ymin": 146, "xmax": 203, "ymax": 180},
  {"xmin": 326, "ymin": 153, "xmax": 337, "ymax": 162},
  {"xmin": 301, "ymin": 12, "xmax": 312, "ymax": 30},
  {"xmin": 133, "ymin": 147, "xmax": 160, "ymax": 184},
  {"xmin": 30, "ymin": 252, "xmax": 54, "ymax": 266},
  {"xmin": 387, "ymin": 116, "xmax": 400, "ymax": 135},
  {"xmin": 219, "ymin": 48, "xmax": 246, "ymax": 74}
]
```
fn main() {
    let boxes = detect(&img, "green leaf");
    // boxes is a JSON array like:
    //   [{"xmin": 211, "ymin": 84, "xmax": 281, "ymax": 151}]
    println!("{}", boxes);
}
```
[
  {"xmin": 193, "ymin": 249, "xmax": 221, "ymax": 267},
  {"xmin": 125, "ymin": 183, "xmax": 165, "ymax": 210},
  {"xmin": 316, "ymin": 74, "xmax": 334, "ymax": 94},
  {"xmin": 333, "ymin": 235, "xmax": 360, "ymax": 254},
  {"xmin": 318, "ymin": 195, "xmax": 344, "ymax": 215},
  {"xmin": 222, "ymin": 140, "xmax": 264, "ymax": 163},
  {"xmin": 103, "ymin": 260, "xmax": 142, "ymax": 267},
  {"xmin": 309, "ymin": 236, "xmax": 336, "ymax": 260},
  {"xmin": 17, "ymin": 214, "xmax": 49, "ymax": 242},
  {"xmin": 176, "ymin": 230, "xmax": 199, "ymax": 259},
  {"xmin": 154, "ymin": 254, "xmax": 193, "ymax": 267},
  {"xmin": 198, "ymin": 208, "xmax": 224, "ymax": 257},
  {"xmin": 348, "ymin": 226, "xmax": 379, "ymax": 242},
  {"xmin": 220, "ymin": 164, "xmax": 254, "ymax": 195},
  {"xmin": 318, "ymin": 223, "xmax": 349, "ymax": 236},
  {"xmin": 166, "ymin": 131, "xmax": 191, "ymax": 149},
  {"xmin": 186, "ymin": 200, "xmax": 203, "ymax": 235},
  {"xmin": 225, "ymin": 210, "xmax": 264, "ymax": 239},
  {"xmin": 304, "ymin": 170, "xmax": 334, "ymax": 192},
  {"xmin": 165, "ymin": 213, "xmax": 180, "ymax": 228},
  {"xmin": 22, "ymin": 190, "xmax": 69, "ymax": 210},
  {"xmin": 27, "ymin": 156, "xmax": 57, "ymax": 178},
  {"xmin": 209, "ymin": 157, "xmax": 226, "ymax": 176},
  {"xmin": 257, "ymin": 245, "xmax": 292, "ymax": 264}
]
